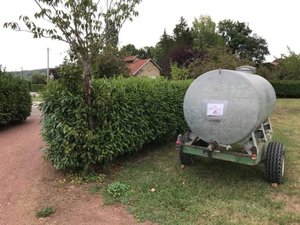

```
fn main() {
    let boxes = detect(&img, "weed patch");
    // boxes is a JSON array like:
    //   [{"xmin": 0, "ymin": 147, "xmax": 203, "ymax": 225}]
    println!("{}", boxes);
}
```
[{"xmin": 36, "ymin": 206, "xmax": 55, "ymax": 218}]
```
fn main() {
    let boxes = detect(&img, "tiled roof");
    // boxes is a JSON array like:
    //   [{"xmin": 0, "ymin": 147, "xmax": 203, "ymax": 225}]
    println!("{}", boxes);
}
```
[
  {"xmin": 124, "ymin": 55, "xmax": 162, "ymax": 76},
  {"xmin": 127, "ymin": 59, "xmax": 150, "ymax": 75}
]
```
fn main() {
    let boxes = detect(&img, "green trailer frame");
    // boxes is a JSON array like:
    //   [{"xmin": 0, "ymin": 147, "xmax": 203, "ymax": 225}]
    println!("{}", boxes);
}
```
[
  {"xmin": 176, "ymin": 118, "xmax": 285, "ymax": 184},
  {"xmin": 180, "ymin": 142, "xmax": 266, "ymax": 166}
]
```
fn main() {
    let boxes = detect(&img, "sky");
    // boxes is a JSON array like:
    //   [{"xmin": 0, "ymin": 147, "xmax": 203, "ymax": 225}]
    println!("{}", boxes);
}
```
[{"xmin": 0, "ymin": 0, "xmax": 299, "ymax": 71}]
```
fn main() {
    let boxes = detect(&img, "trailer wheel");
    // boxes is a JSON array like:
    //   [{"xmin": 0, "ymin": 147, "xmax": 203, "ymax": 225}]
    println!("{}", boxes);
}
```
[
  {"xmin": 179, "ymin": 151, "xmax": 194, "ymax": 165},
  {"xmin": 179, "ymin": 133, "xmax": 194, "ymax": 165},
  {"xmin": 265, "ymin": 142, "xmax": 285, "ymax": 184}
]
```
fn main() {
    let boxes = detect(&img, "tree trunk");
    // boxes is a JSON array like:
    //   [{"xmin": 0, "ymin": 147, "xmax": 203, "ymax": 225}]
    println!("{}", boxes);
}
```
[{"xmin": 82, "ymin": 62, "xmax": 94, "ymax": 129}]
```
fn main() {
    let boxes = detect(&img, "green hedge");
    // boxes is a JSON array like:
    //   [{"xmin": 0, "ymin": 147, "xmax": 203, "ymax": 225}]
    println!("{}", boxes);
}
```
[
  {"xmin": 271, "ymin": 80, "xmax": 300, "ymax": 98},
  {"xmin": 41, "ymin": 78, "xmax": 190, "ymax": 171},
  {"xmin": 0, "ymin": 75, "xmax": 32, "ymax": 126},
  {"xmin": 40, "ymin": 77, "xmax": 300, "ymax": 171}
]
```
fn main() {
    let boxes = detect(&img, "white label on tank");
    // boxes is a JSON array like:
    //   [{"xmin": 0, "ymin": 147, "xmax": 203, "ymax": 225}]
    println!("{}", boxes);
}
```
[{"xmin": 207, "ymin": 103, "xmax": 224, "ymax": 116}]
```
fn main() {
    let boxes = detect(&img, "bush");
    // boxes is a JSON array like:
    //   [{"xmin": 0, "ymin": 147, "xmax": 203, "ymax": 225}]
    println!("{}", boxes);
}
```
[
  {"xmin": 171, "ymin": 63, "xmax": 189, "ymax": 80},
  {"xmin": 31, "ymin": 84, "xmax": 46, "ymax": 92},
  {"xmin": 106, "ymin": 182, "xmax": 130, "ymax": 198},
  {"xmin": 31, "ymin": 72, "xmax": 47, "ymax": 84},
  {"xmin": 0, "ymin": 74, "xmax": 32, "ymax": 126},
  {"xmin": 41, "ymin": 78, "xmax": 191, "ymax": 171},
  {"xmin": 271, "ymin": 80, "xmax": 300, "ymax": 98}
]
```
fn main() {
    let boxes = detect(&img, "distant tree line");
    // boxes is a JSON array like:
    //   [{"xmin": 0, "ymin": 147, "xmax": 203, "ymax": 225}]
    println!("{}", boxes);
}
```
[
  {"xmin": 118, "ymin": 16, "xmax": 270, "ymax": 79},
  {"xmin": 6, "ymin": 11, "xmax": 300, "ymax": 81},
  {"xmin": 118, "ymin": 16, "xmax": 300, "ymax": 81}
]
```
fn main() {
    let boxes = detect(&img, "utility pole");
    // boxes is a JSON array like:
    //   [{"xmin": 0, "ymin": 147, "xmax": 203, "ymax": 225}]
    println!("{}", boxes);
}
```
[
  {"xmin": 47, "ymin": 48, "xmax": 50, "ymax": 83},
  {"xmin": 21, "ymin": 67, "xmax": 23, "ymax": 79}
]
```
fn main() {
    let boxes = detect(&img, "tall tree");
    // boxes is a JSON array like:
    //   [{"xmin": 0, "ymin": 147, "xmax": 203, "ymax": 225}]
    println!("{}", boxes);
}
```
[
  {"xmin": 120, "ymin": 44, "xmax": 139, "ymax": 56},
  {"xmin": 157, "ymin": 29, "xmax": 174, "ymax": 54},
  {"xmin": 137, "ymin": 47, "xmax": 153, "ymax": 59},
  {"xmin": 155, "ymin": 29, "xmax": 175, "ymax": 76},
  {"xmin": 173, "ymin": 16, "xmax": 193, "ymax": 47},
  {"xmin": 274, "ymin": 47, "xmax": 300, "ymax": 80},
  {"xmin": 4, "ymin": 0, "xmax": 141, "ymax": 128},
  {"xmin": 142, "ymin": 46, "xmax": 160, "ymax": 62},
  {"xmin": 93, "ymin": 49, "xmax": 129, "ymax": 78},
  {"xmin": 168, "ymin": 17, "xmax": 196, "ymax": 76},
  {"xmin": 218, "ymin": 19, "xmax": 269, "ymax": 63},
  {"xmin": 188, "ymin": 47, "xmax": 250, "ymax": 78},
  {"xmin": 192, "ymin": 15, "xmax": 224, "ymax": 50}
]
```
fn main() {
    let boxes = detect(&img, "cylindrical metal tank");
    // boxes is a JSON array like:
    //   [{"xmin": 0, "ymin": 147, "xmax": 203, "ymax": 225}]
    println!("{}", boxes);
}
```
[{"xmin": 183, "ymin": 69, "xmax": 276, "ymax": 145}]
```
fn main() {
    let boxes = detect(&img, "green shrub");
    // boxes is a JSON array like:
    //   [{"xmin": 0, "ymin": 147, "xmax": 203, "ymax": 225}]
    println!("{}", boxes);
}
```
[
  {"xmin": 36, "ymin": 206, "xmax": 55, "ymax": 218},
  {"xmin": 271, "ymin": 80, "xmax": 300, "ymax": 98},
  {"xmin": 41, "ymin": 78, "xmax": 190, "ymax": 171},
  {"xmin": 31, "ymin": 84, "xmax": 46, "ymax": 92},
  {"xmin": 106, "ymin": 182, "xmax": 130, "ymax": 198},
  {"xmin": 31, "ymin": 72, "xmax": 47, "ymax": 84},
  {"xmin": 0, "ymin": 74, "xmax": 32, "ymax": 126}
]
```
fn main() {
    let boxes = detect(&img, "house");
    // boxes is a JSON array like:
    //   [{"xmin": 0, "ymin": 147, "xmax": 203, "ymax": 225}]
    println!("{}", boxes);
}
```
[{"xmin": 124, "ymin": 55, "xmax": 161, "ymax": 78}]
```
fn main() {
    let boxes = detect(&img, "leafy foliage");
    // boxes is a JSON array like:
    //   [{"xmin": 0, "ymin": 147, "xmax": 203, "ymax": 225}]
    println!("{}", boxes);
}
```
[
  {"xmin": 120, "ymin": 44, "xmax": 156, "ymax": 60},
  {"xmin": 155, "ymin": 29, "xmax": 175, "ymax": 77},
  {"xmin": 57, "ymin": 61, "xmax": 83, "ymax": 83},
  {"xmin": 41, "ymin": 78, "xmax": 190, "ymax": 171},
  {"xmin": 93, "ymin": 49, "xmax": 129, "ymax": 78},
  {"xmin": 256, "ymin": 48, "xmax": 300, "ymax": 81},
  {"xmin": 121, "ymin": 15, "xmax": 272, "ymax": 79},
  {"xmin": 5, "ymin": 0, "xmax": 142, "ymax": 130},
  {"xmin": 170, "ymin": 63, "xmax": 189, "ymax": 80},
  {"xmin": 188, "ymin": 47, "xmax": 251, "ymax": 78},
  {"xmin": 273, "ymin": 48, "xmax": 300, "ymax": 80},
  {"xmin": 173, "ymin": 17, "xmax": 193, "ymax": 47},
  {"xmin": 4, "ymin": 0, "xmax": 141, "ymax": 60},
  {"xmin": 106, "ymin": 182, "xmax": 130, "ymax": 198},
  {"xmin": 120, "ymin": 44, "xmax": 140, "ymax": 56},
  {"xmin": 218, "ymin": 19, "xmax": 269, "ymax": 63},
  {"xmin": 192, "ymin": 15, "xmax": 225, "ymax": 50},
  {"xmin": 31, "ymin": 72, "xmax": 46, "ymax": 84},
  {"xmin": 0, "ymin": 71, "xmax": 32, "ymax": 127}
]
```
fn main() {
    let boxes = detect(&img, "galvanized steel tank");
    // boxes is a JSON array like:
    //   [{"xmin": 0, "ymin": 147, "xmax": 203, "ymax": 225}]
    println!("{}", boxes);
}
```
[{"xmin": 183, "ymin": 69, "xmax": 276, "ymax": 145}]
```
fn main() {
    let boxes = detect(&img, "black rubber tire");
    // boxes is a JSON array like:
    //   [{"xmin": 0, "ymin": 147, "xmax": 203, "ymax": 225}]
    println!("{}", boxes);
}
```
[
  {"xmin": 179, "ymin": 151, "xmax": 194, "ymax": 165},
  {"xmin": 264, "ymin": 142, "xmax": 285, "ymax": 184},
  {"xmin": 179, "ymin": 133, "xmax": 194, "ymax": 165}
]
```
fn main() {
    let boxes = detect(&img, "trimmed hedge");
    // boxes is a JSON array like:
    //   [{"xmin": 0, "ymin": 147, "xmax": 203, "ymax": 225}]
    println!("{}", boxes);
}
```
[
  {"xmin": 271, "ymin": 80, "xmax": 300, "ymax": 98},
  {"xmin": 41, "ymin": 78, "xmax": 190, "ymax": 171},
  {"xmin": 0, "ymin": 75, "xmax": 32, "ymax": 126},
  {"xmin": 40, "ymin": 77, "xmax": 300, "ymax": 171}
]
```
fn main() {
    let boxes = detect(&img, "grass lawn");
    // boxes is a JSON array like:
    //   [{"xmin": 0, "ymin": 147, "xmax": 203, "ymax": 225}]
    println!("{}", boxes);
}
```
[{"xmin": 102, "ymin": 99, "xmax": 300, "ymax": 225}]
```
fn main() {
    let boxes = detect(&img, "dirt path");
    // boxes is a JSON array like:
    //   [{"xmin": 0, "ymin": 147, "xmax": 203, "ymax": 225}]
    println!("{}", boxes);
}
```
[{"xmin": 0, "ymin": 107, "xmax": 153, "ymax": 225}]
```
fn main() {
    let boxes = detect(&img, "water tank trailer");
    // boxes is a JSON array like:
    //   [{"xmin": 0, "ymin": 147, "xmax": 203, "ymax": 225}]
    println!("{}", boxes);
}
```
[{"xmin": 176, "ymin": 69, "xmax": 285, "ymax": 184}]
